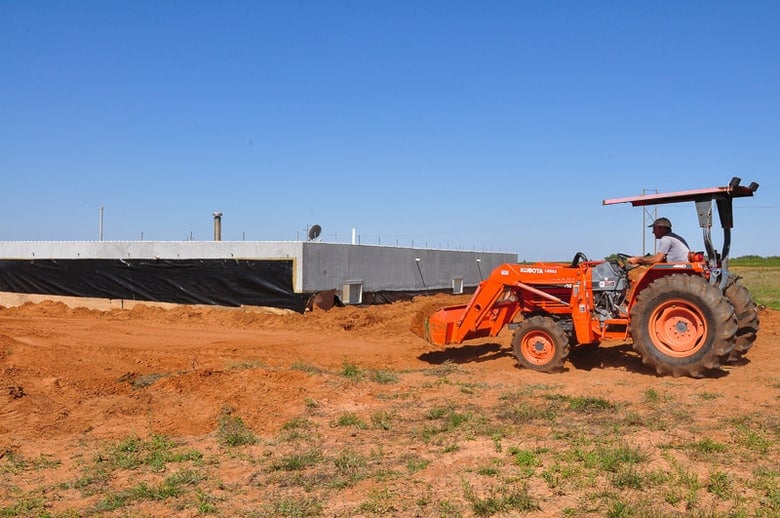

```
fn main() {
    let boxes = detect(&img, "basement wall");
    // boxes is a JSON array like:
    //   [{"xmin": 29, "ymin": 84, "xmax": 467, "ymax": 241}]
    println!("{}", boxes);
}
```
[{"xmin": 0, "ymin": 241, "xmax": 516, "ymax": 311}]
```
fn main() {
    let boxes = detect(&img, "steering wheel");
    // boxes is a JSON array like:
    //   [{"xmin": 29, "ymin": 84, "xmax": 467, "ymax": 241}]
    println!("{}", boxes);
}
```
[
  {"xmin": 570, "ymin": 251, "xmax": 589, "ymax": 267},
  {"xmin": 614, "ymin": 252, "xmax": 633, "ymax": 270}
]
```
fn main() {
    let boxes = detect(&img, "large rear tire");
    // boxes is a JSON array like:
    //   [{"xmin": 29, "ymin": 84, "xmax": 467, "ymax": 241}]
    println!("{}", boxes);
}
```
[
  {"xmin": 723, "ymin": 277, "xmax": 760, "ymax": 362},
  {"xmin": 512, "ymin": 316, "xmax": 570, "ymax": 373},
  {"xmin": 629, "ymin": 275, "xmax": 737, "ymax": 378}
]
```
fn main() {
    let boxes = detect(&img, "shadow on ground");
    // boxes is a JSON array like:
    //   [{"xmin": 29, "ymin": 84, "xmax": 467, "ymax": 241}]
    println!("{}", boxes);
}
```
[
  {"xmin": 567, "ymin": 342, "xmax": 643, "ymax": 372},
  {"xmin": 418, "ymin": 343, "xmax": 511, "ymax": 365},
  {"xmin": 419, "ymin": 341, "xmax": 732, "ymax": 378},
  {"xmin": 567, "ymin": 342, "xmax": 731, "ymax": 378}
]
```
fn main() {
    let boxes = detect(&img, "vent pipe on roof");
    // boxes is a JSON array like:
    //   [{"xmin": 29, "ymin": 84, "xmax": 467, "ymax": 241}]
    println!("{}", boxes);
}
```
[
  {"xmin": 99, "ymin": 205, "xmax": 104, "ymax": 241},
  {"xmin": 213, "ymin": 212, "xmax": 222, "ymax": 241}
]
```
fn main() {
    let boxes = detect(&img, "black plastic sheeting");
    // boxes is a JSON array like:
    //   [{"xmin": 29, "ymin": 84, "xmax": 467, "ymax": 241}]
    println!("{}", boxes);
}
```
[{"xmin": 0, "ymin": 259, "xmax": 309, "ymax": 313}]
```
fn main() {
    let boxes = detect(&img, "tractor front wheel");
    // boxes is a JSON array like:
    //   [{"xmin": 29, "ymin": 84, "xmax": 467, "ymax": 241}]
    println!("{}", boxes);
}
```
[
  {"xmin": 512, "ymin": 316, "xmax": 570, "ymax": 373},
  {"xmin": 629, "ymin": 275, "xmax": 736, "ymax": 377}
]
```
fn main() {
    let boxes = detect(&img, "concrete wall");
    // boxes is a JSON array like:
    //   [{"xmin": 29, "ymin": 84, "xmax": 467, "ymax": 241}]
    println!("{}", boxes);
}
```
[
  {"xmin": 0, "ymin": 240, "xmax": 306, "ymax": 290},
  {"xmin": 301, "ymin": 242, "xmax": 515, "ymax": 293},
  {"xmin": 0, "ymin": 240, "xmax": 517, "ymax": 301},
  {"xmin": 0, "ymin": 240, "xmax": 302, "ymax": 260}
]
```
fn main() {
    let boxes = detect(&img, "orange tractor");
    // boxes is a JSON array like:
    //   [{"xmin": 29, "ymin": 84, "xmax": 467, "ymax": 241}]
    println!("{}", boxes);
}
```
[{"xmin": 421, "ymin": 178, "xmax": 760, "ymax": 377}]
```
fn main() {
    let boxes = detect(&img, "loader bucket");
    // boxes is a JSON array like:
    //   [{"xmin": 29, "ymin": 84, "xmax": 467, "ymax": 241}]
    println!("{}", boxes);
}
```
[{"xmin": 423, "ymin": 304, "xmax": 469, "ymax": 346}]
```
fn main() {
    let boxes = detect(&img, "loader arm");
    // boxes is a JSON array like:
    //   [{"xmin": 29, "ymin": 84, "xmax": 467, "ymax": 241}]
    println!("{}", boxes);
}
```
[{"xmin": 423, "ymin": 263, "xmax": 578, "ymax": 346}]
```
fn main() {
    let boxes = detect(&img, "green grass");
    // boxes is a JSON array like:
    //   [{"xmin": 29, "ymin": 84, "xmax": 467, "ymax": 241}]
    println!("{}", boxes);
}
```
[
  {"xmin": 731, "ymin": 256, "xmax": 780, "ymax": 267},
  {"xmin": 227, "ymin": 359, "xmax": 263, "ymax": 370},
  {"xmin": 0, "ymin": 434, "xmax": 209, "ymax": 515},
  {"xmin": 371, "ymin": 409, "xmax": 394, "ymax": 430},
  {"xmin": 3, "ymin": 351, "xmax": 778, "ymax": 517},
  {"xmin": 340, "ymin": 360, "xmax": 362, "ymax": 379},
  {"xmin": 333, "ymin": 412, "xmax": 368, "ymax": 429},
  {"xmin": 291, "ymin": 359, "xmax": 323, "ymax": 374},
  {"xmin": 462, "ymin": 480, "xmax": 539, "ymax": 515},
  {"xmin": 95, "ymin": 468, "xmax": 205, "ymax": 512},
  {"xmin": 731, "ymin": 258, "xmax": 780, "ymax": 310},
  {"xmin": 0, "ymin": 493, "xmax": 49, "ymax": 517},
  {"xmin": 684, "ymin": 437, "xmax": 727, "ymax": 456},
  {"xmin": 356, "ymin": 488, "xmax": 398, "ymax": 515},
  {"xmin": 279, "ymin": 416, "xmax": 314, "ymax": 442},
  {"xmin": 270, "ymin": 449, "xmax": 324, "ymax": 471},
  {"xmin": 403, "ymin": 454, "xmax": 430, "ymax": 474},
  {"xmin": 216, "ymin": 410, "xmax": 258, "ymax": 447},
  {"xmin": 370, "ymin": 369, "xmax": 399, "ymax": 384},
  {"xmin": 126, "ymin": 372, "xmax": 167, "ymax": 389},
  {"xmin": 0, "ymin": 452, "xmax": 60, "ymax": 475},
  {"xmin": 254, "ymin": 495, "xmax": 323, "ymax": 517},
  {"xmin": 97, "ymin": 434, "xmax": 202, "ymax": 472}
]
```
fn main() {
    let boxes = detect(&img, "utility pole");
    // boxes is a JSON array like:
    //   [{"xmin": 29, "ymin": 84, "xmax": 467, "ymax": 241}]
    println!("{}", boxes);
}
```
[{"xmin": 641, "ymin": 189, "xmax": 658, "ymax": 255}]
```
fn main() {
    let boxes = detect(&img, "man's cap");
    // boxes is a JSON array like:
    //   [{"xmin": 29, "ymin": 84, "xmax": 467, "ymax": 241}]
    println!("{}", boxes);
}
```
[{"xmin": 649, "ymin": 217, "xmax": 672, "ymax": 228}]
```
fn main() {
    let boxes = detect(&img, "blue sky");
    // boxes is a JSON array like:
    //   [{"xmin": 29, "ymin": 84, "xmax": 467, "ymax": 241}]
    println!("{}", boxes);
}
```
[{"xmin": 2, "ymin": 1, "xmax": 778, "ymax": 260}]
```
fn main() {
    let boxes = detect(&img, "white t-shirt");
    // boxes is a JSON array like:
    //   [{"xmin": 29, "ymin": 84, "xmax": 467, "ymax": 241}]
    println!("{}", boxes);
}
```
[{"xmin": 658, "ymin": 233, "xmax": 690, "ymax": 262}]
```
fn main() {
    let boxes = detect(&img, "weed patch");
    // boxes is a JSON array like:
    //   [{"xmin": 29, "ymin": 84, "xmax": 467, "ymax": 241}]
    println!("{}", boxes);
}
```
[{"xmin": 216, "ymin": 410, "xmax": 258, "ymax": 447}]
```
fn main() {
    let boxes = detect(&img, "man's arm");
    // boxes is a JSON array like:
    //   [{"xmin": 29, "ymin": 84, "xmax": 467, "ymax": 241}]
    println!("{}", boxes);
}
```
[{"xmin": 627, "ymin": 252, "xmax": 665, "ymax": 265}]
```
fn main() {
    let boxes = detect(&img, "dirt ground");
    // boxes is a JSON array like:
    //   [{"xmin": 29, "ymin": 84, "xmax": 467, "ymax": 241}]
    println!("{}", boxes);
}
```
[{"xmin": 1, "ymin": 294, "xmax": 778, "ymax": 516}]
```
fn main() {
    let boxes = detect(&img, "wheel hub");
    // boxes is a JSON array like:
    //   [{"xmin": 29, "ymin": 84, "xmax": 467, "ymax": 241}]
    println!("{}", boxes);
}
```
[
  {"xmin": 522, "ymin": 332, "xmax": 554, "ymax": 364},
  {"xmin": 651, "ymin": 302, "xmax": 706, "ymax": 356}
]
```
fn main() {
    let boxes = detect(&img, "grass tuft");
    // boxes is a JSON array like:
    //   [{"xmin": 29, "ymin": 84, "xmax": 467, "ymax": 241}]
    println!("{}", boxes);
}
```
[
  {"xmin": 340, "ymin": 360, "xmax": 362, "ymax": 380},
  {"xmin": 462, "ymin": 480, "xmax": 539, "ymax": 515},
  {"xmin": 216, "ymin": 410, "xmax": 258, "ymax": 447}
]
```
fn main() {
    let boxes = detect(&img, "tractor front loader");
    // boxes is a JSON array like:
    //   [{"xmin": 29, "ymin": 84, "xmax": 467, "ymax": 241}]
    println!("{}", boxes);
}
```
[{"xmin": 420, "ymin": 178, "xmax": 760, "ymax": 378}]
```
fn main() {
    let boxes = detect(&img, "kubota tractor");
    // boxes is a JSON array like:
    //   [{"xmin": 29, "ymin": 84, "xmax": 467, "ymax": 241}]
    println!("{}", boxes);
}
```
[{"xmin": 420, "ymin": 177, "xmax": 760, "ymax": 377}]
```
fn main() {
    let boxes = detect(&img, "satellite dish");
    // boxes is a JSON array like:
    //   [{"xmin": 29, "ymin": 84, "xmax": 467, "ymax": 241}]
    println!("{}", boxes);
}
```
[{"xmin": 307, "ymin": 224, "xmax": 322, "ymax": 241}]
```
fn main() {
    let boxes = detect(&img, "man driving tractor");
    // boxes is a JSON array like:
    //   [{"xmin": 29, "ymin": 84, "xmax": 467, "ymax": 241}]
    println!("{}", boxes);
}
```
[
  {"xmin": 626, "ymin": 217, "xmax": 690, "ymax": 282},
  {"xmin": 628, "ymin": 217, "xmax": 691, "ymax": 265}
]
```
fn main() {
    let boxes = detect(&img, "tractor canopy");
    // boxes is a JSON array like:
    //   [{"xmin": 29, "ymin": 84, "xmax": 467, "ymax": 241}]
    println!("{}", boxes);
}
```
[{"xmin": 603, "ymin": 177, "xmax": 759, "ymax": 289}]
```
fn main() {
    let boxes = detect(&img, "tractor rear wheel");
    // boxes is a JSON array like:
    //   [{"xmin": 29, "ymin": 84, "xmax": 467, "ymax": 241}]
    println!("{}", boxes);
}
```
[
  {"xmin": 512, "ymin": 315, "xmax": 570, "ymax": 373},
  {"xmin": 629, "ymin": 275, "xmax": 737, "ymax": 377},
  {"xmin": 723, "ymin": 277, "xmax": 760, "ymax": 362}
]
